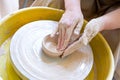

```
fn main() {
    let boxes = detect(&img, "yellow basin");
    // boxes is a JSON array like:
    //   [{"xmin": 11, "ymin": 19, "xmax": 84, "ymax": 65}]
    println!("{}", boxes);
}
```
[{"xmin": 0, "ymin": 7, "xmax": 114, "ymax": 80}]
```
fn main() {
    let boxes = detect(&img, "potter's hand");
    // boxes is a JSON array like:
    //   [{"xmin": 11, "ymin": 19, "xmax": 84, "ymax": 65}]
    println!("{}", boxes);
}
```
[
  {"xmin": 62, "ymin": 18, "xmax": 103, "ymax": 58},
  {"xmin": 51, "ymin": 10, "xmax": 83, "ymax": 50}
]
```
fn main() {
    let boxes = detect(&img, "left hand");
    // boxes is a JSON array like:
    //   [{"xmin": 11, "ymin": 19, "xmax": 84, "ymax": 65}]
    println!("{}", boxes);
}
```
[{"xmin": 62, "ymin": 18, "xmax": 103, "ymax": 58}]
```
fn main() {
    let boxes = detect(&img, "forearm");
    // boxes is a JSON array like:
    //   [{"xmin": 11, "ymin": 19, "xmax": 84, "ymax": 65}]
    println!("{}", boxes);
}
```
[
  {"xmin": 97, "ymin": 8, "xmax": 120, "ymax": 31},
  {"xmin": 0, "ymin": 0, "xmax": 19, "ymax": 18},
  {"xmin": 64, "ymin": 0, "xmax": 81, "ymax": 12}
]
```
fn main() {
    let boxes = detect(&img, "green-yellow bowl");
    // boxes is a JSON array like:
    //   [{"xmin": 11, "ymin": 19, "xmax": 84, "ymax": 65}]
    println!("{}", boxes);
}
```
[{"xmin": 0, "ymin": 7, "xmax": 114, "ymax": 80}]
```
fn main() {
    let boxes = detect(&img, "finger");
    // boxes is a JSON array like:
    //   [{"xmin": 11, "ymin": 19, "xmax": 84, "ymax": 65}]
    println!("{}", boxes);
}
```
[
  {"xmin": 69, "ymin": 20, "xmax": 83, "ymax": 43},
  {"xmin": 61, "ymin": 28, "xmax": 72, "ymax": 50},
  {"xmin": 59, "ymin": 26, "xmax": 66, "ymax": 50},
  {"xmin": 50, "ymin": 25, "xmax": 58, "ymax": 37},
  {"xmin": 69, "ymin": 33, "xmax": 82, "ymax": 45},
  {"xmin": 61, "ymin": 39, "xmax": 84, "ymax": 58},
  {"xmin": 74, "ymin": 20, "xmax": 84, "ymax": 35},
  {"xmin": 80, "ymin": 20, "xmax": 99, "ymax": 45},
  {"xmin": 61, "ymin": 19, "xmax": 79, "ymax": 50},
  {"xmin": 57, "ymin": 26, "xmax": 62, "ymax": 50}
]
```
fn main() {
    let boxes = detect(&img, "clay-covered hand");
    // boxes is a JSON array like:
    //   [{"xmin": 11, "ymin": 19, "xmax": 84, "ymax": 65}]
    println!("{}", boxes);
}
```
[
  {"xmin": 62, "ymin": 18, "xmax": 104, "ymax": 58},
  {"xmin": 51, "ymin": 10, "xmax": 84, "ymax": 50}
]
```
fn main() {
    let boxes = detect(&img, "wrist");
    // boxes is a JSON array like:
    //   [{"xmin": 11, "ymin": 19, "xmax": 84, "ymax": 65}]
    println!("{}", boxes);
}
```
[
  {"xmin": 94, "ymin": 17, "xmax": 107, "ymax": 31},
  {"xmin": 65, "ymin": 9, "xmax": 83, "ymax": 16},
  {"xmin": 65, "ymin": 6, "xmax": 81, "ymax": 12},
  {"xmin": 64, "ymin": 0, "xmax": 82, "ymax": 13},
  {"xmin": 96, "ymin": 16, "xmax": 112, "ymax": 31}
]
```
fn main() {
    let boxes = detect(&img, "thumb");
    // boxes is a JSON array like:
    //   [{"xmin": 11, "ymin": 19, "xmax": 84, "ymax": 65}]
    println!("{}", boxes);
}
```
[
  {"xmin": 61, "ymin": 39, "xmax": 84, "ymax": 58},
  {"xmin": 81, "ymin": 19, "xmax": 101, "ymax": 45},
  {"xmin": 74, "ymin": 20, "xmax": 84, "ymax": 35}
]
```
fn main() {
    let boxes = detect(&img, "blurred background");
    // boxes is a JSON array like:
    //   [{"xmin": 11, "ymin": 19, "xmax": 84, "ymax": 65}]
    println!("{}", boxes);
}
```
[{"xmin": 19, "ymin": 0, "xmax": 34, "ymax": 8}]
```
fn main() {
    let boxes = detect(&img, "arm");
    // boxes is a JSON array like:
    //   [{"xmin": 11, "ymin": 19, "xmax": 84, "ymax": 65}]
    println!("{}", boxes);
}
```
[
  {"xmin": 51, "ymin": 0, "xmax": 84, "ymax": 50},
  {"xmin": 62, "ymin": 8, "xmax": 120, "ymax": 58},
  {"xmin": 64, "ymin": 0, "xmax": 81, "ymax": 12},
  {"xmin": 98, "ymin": 8, "xmax": 120, "ymax": 31},
  {"xmin": 31, "ymin": 0, "xmax": 49, "ymax": 7},
  {"xmin": 0, "ymin": 0, "xmax": 19, "ymax": 19}
]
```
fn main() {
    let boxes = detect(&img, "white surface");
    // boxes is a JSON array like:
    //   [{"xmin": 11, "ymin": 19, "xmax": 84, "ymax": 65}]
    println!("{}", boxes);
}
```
[
  {"xmin": 42, "ymin": 35, "xmax": 63, "ymax": 57},
  {"xmin": 0, "ymin": 0, "xmax": 19, "ymax": 20},
  {"xmin": 10, "ymin": 20, "xmax": 93, "ymax": 80},
  {"xmin": 0, "ymin": 77, "xmax": 3, "ymax": 80},
  {"xmin": 0, "ymin": 39, "xmax": 8, "ymax": 56}
]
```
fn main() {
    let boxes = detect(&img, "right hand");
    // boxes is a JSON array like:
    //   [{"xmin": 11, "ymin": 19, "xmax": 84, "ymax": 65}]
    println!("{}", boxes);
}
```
[{"xmin": 51, "ymin": 10, "xmax": 84, "ymax": 51}]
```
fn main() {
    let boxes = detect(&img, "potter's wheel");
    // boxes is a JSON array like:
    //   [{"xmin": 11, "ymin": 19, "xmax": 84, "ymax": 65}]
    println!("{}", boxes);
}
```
[{"xmin": 10, "ymin": 20, "xmax": 93, "ymax": 80}]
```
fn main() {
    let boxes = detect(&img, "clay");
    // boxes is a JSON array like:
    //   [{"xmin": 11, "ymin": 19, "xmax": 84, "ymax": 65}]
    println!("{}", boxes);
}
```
[
  {"xmin": 10, "ymin": 20, "xmax": 93, "ymax": 80},
  {"xmin": 42, "ymin": 29, "xmax": 81, "ymax": 58},
  {"xmin": 42, "ymin": 34, "xmax": 63, "ymax": 57},
  {"xmin": 42, "ymin": 33, "xmax": 81, "ymax": 58}
]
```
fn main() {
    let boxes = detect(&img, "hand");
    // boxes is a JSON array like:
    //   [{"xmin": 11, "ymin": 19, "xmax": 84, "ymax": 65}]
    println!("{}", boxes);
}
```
[
  {"xmin": 62, "ymin": 18, "xmax": 103, "ymax": 58},
  {"xmin": 51, "ymin": 10, "xmax": 84, "ymax": 51}
]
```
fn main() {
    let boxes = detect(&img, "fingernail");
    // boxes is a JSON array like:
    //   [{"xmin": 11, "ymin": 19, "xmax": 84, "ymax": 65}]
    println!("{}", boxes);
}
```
[
  {"xmin": 58, "ymin": 47, "xmax": 62, "ymax": 51},
  {"xmin": 50, "ymin": 34, "xmax": 54, "ymax": 38}
]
